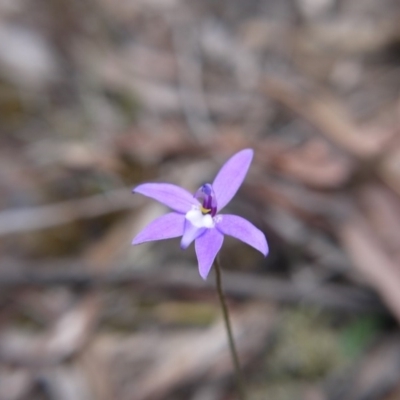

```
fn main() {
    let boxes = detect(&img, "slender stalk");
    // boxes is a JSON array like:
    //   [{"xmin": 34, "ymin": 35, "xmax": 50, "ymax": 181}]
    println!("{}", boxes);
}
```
[{"xmin": 214, "ymin": 257, "xmax": 247, "ymax": 400}]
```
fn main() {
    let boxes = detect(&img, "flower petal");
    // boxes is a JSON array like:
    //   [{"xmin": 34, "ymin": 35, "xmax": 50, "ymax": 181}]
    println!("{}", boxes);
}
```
[
  {"xmin": 132, "ymin": 212, "xmax": 185, "ymax": 245},
  {"xmin": 181, "ymin": 220, "xmax": 205, "ymax": 249},
  {"xmin": 212, "ymin": 149, "xmax": 254, "ymax": 211},
  {"xmin": 195, "ymin": 228, "xmax": 224, "ymax": 280},
  {"xmin": 133, "ymin": 183, "xmax": 199, "ymax": 213},
  {"xmin": 216, "ymin": 214, "xmax": 268, "ymax": 256}
]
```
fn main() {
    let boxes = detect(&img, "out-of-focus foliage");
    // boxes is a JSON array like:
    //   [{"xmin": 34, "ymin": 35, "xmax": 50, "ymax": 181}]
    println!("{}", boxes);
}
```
[{"xmin": 1, "ymin": 0, "xmax": 400, "ymax": 398}]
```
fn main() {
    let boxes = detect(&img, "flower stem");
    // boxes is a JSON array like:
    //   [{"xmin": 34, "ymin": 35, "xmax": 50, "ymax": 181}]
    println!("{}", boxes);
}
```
[{"xmin": 214, "ymin": 257, "xmax": 247, "ymax": 400}]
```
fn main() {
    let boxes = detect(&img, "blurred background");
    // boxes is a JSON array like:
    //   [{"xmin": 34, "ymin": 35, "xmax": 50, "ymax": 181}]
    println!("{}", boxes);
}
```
[{"xmin": 1, "ymin": 0, "xmax": 400, "ymax": 399}]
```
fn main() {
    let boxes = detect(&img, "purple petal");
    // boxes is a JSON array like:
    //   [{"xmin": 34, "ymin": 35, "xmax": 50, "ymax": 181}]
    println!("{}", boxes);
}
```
[
  {"xmin": 181, "ymin": 220, "xmax": 205, "ymax": 249},
  {"xmin": 132, "ymin": 212, "xmax": 185, "ymax": 245},
  {"xmin": 216, "ymin": 214, "xmax": 268, "ymax": 256},
  {"xmin": 212, "ymin": 149, "xmax": 254, "ymax": 212},
  {"xmin": 133, "ymin": 183, "xmax": 199, "ymax": 214},
  {"xmin": 195, "ymin": 228, "xmax": 224, "ymax": 280}
]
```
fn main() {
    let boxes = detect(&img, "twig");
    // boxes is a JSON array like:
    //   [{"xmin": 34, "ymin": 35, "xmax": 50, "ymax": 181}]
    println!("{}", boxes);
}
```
[
  {"xmin": 262, "ymin": 78, "xmax": 393, "ymax": 159},
  {"xmin": 0, "ymin": 188, "xmax": 139, "ymax": 236},
  {"xmin": 340, "ymin": 214, "xmax": 400, "ymax": 324},
  {"xmin": 0, "ymin": 261, "xmax": 384, "ymax": 314}
]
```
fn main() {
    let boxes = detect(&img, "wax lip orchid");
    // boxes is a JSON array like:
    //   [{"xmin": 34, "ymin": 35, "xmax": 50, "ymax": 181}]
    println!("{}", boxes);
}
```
[{"xmin": 131, "ymin": 149, "xmax": 268, "ymax": 279}]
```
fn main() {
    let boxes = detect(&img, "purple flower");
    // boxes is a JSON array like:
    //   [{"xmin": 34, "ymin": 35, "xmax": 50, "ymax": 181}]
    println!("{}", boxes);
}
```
[{"xmin": 132, "ymin": 149, "xmax": 268, "ymax": 279}]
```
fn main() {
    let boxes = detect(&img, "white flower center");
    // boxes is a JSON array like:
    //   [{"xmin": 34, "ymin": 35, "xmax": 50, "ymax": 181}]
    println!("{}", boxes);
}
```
[{"xmin": 185, "ymin": 207, "xmax": 215, "ymax": 228}]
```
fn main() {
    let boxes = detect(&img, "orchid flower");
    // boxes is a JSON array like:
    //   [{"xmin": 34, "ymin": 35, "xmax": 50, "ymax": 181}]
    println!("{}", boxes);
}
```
[{"xmin": 132, "ymin": 149, "xmax": 268, "ymax": 279}]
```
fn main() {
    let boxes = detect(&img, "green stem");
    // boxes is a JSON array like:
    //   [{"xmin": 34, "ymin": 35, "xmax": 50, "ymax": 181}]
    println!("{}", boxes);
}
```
[{"xmin": 214, "ymin": 257, "xmax": 247, "ymax": 400}]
